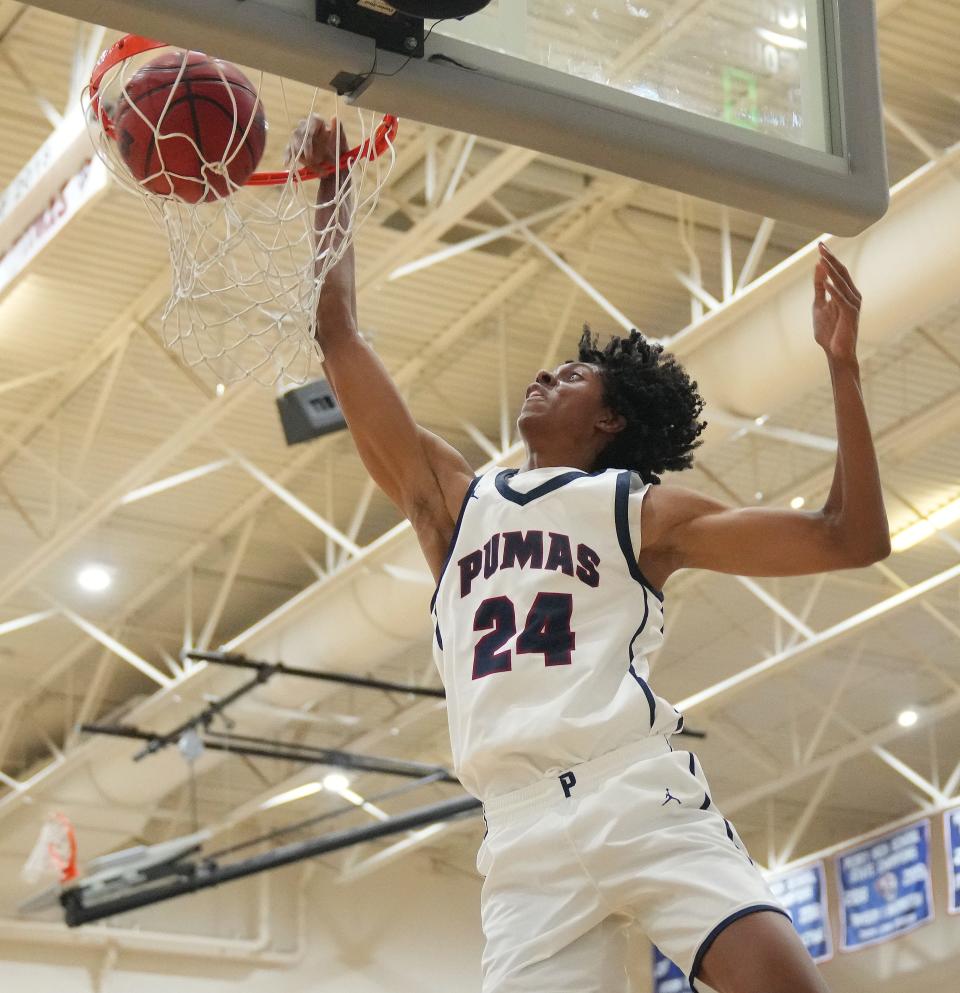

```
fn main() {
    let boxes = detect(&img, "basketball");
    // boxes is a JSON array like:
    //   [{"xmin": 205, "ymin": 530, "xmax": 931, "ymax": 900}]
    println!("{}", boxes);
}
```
[{"xmin": 113, "ymin": 50, "xmax": 267, "ymax": 203}]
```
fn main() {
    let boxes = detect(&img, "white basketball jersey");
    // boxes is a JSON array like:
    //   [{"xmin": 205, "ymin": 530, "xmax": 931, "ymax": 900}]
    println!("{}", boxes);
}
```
[{"xmin": 430, "ymin": 465, "xmax": 683, "ymax": 801}]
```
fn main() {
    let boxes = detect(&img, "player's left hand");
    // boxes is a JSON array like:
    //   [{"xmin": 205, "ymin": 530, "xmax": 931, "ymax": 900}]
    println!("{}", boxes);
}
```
[{"xmin": 813, "ymin": 242, "xmax": 862, "ymax": 363}]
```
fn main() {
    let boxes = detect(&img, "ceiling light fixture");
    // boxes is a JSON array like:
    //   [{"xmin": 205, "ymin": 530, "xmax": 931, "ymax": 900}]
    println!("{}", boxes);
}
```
[
  {"xmin": 322, "ymin": 772, "xmax": 350, "ymax": 792},
  {"xmin": 897, "ymin": 709, "xmax": 918, "ymax": 728},
  {"xmin": 77, "ymin": 564, "xmax": 112, "ymax": 592},
  {"xmin": 790, "ymin": 496, "xmax": 806, "ymax": 510}
]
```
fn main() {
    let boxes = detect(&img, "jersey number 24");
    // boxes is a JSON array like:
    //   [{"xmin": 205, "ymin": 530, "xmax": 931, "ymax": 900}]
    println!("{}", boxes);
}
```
[{"xmin": 472, "ymin": 592, "xmax": 575, "ymax": 680}]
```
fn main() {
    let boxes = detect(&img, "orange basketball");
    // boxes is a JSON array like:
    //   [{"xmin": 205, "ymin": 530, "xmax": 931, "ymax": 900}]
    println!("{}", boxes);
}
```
[{"xmin": 113, "ymin": 51, "xmax": 267, "ymax": 203}]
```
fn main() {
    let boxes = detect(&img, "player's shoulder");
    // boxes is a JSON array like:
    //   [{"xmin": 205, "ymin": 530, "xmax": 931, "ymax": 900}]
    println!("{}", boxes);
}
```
[
  {"xmin": 636, "ymin": 482, "xmax": 723, "ymax": 549},
  {"xmin": 416, "ymin": 427, "xmax": 476, "ymax": 525}
]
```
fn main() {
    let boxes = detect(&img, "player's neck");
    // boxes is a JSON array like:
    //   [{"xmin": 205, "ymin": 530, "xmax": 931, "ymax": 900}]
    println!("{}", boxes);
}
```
[{"xmin": 518, "ymin": 449, "xmax": 595, "ymax": 474}]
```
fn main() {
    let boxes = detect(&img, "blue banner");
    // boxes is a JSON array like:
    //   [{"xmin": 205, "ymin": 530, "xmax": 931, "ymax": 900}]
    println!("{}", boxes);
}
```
[
  {"xmin": 652, "ymin": 946, "xmax": 693, "ymax": 993},
  {"xmin": 767, "ymin": 861, "xmax": 833, "ymax": 963},
  {"xmin": 946, "ymin": 807, "xmax": 960, "ymax": 914},
  {"xmin": 836, "ymin": 819, "xmax": 933, "ymax": 950}
]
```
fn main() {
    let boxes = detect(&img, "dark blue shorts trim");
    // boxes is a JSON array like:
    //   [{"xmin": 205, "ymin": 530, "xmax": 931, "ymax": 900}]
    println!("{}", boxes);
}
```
[{"xmin": 689, "ymin": 904, "xmax": 792, "ymax": 991}]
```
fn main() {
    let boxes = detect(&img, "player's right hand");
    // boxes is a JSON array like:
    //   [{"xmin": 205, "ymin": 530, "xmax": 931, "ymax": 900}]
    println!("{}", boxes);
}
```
[{"xmin": 285, "ymin": 114, "xmax": 352, "ymax": 183}]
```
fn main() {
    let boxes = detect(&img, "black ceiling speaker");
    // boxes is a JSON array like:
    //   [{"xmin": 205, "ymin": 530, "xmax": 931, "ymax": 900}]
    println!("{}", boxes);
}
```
[
  {"xmin": 387, "ymin": 0, "xmax": 493, "ymax": 16},
  {"xmin": 276, "ymin": 378, "xmax": 347, "ymax": 446}
]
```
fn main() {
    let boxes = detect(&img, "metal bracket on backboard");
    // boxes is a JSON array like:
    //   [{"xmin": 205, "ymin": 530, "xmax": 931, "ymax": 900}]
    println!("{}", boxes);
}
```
[{"xmin": 316, "ymin": 1, "xmax": 424, "ymax": 57}]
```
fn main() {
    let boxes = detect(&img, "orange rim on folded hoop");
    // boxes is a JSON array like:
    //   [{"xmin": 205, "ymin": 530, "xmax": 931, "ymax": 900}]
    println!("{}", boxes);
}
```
[
  {"xmin": 50, "ymin": 813, "xmax": 79, "ymax": 884},
  {"xmin": 89, "ymin": 34, "xmax": 399, "ymax": 188},
  {"xmin": 21, "ymin": 811, "xmax": 79, "ymax": 886},
  {"xmin": 84, "ymin": 35, "xmax": 399, "ymax": 386}
]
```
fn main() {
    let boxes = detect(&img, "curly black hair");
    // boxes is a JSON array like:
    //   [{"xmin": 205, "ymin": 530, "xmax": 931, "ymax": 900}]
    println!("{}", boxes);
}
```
[{"xmin": 573, "ymin": 325, "xmax": 707, "ymax": 484}]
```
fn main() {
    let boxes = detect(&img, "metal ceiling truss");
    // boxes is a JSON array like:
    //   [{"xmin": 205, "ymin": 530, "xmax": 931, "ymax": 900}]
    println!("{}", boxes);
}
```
[
  {"xmin": 1, "ymin": 302, "xmax": 952, "ymax": 808},
  {"xmin": 0, "ymin": 143, "xmax": 843, "ymax": 760},
  {"xmin": 83, "ymin": 723, "xmax": 457, "ymax": 784},
  {"xmin": 199, "ymin": 696, "xmax": 447, "ymax": 841},
  {"xmin": 0, "ymin": 153, "xmax": 589, "ymax": 787},
  {"xmin": 75, "ymin": 644, "xmax": 448, "ymax": 783},
  {"xmin": 679, "ymin": 560, "xmax": 960, "ymax": 713},
  {"xmin": 726, "ymin": 688, "xmax": 960, "ymax": 821},
  {"xmin": 1, "ymin": 177, "xmax": 622, "ymax": 605},
  {"xmin": 1, "ymin": 3, "xmax": 958, "ymax": 900}
]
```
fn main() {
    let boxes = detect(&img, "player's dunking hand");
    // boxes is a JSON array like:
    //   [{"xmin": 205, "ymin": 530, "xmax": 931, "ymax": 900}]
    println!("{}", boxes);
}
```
[
  {"xmin": 813, "ymin": 241, "xmax": 862, "ymax": 364},
  {"xmin": 286, "ymin": 114, "xmax": 350, "ymax": 176},
  {"xmin": 286, "ymin": 114, "xmax": 355, "ymax": 231}
]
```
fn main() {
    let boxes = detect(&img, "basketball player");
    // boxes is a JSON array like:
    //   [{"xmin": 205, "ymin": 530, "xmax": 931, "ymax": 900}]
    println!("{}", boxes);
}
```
[{"xmin": 291, "ymin": 117, "xmax": 889, "ymax": 993}]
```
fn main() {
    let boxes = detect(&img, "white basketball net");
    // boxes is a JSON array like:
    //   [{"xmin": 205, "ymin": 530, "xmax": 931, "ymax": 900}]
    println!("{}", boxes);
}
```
[{"xmin": 83, "ymin": 42, "xmax": 396, "ymax": 385}]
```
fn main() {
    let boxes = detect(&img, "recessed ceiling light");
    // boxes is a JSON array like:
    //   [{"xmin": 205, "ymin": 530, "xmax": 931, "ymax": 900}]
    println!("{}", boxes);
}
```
[
  {"xmin": 77, "ymin": 564, "xmax": 112, "ymax": 592},
  {"xmin": 323, "ymin": 772, "xmax": 350, "ymax": 792},
  {"xmin": 754, "ymin": 491, "xmax": 764, "ymax": 501},
  {"xmin": 790, "ymin": 496, "xmax": 806, "ymax": 510},
  {"xmin": 216, "ymin": 383, "xmax": 226, "ymax": 397},
  {"xmin": 897, "ymin": 709, "xmax": 918, "ymax": 728}
]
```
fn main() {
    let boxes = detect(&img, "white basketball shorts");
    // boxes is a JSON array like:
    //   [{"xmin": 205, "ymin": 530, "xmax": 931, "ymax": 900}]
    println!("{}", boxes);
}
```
[{"xmin": 476, "ymin": 735, "xmax": 788, "ymax": 993}]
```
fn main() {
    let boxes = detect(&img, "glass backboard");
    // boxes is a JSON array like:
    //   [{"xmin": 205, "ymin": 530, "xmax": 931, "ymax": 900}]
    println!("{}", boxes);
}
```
[
  {"xmin": 436, "ymin": 1, "xmax": 832, "ymax": 153},
  {"xmin": 29, "ymin": 0, "xmax": 888, "ymax": 233}
]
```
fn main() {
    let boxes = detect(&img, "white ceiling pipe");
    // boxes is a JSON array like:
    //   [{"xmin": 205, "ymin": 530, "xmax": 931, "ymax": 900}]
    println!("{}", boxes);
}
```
[
  {"xmin": 5, "ymin": 145, "xmax": 960, "ymax": 863},
  {"xmin": 238, "ymin": 527, "xmax": 467, "ymax": 674},
  {"xmin": 0, "ymin": 915, "xmax": 301, "ymax": 965},
  {"xmin": 670, "ymin": 141, "xmax": 960, "ymax": 421}
]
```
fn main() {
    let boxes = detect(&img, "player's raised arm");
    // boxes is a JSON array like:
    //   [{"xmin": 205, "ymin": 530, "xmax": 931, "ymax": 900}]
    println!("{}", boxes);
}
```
[
  {"xmin": 645, "ymin": 242, "xmax": 890, "ymax": 579},
  {"xmin": 290, "ymin": 116, "xmax": 474, "ymax": 532}
]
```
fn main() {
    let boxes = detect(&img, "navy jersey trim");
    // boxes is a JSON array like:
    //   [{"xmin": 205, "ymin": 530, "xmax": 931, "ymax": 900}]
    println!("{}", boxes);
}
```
[
  {"xmin": 614, "ymin": 471, "xmax": 664, "ymax": 602},
  {"xmin": 628, "ymin": 661, "xmax": 656, "ymax": 727},
  {"xmin": 722, "ymin": 818, "xmax": 755, "ymax": 865},
  {"xmin": 688, "ymin": 751, "xmax": 712, "ymax": 808},
  {"xmin": 689, "ymin": 905, "xmax": 791, "ymax": 991},
  {"xmin": 618, "ymin": 473, "xmax": 656, "ymax": 727},
  {"xmin": 494, "ymin": 468, "xmax": 600, "ymax": 505},
  {"xmin": 430, "ymin": 474, "xmax": 481, "ymax": 612}
]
